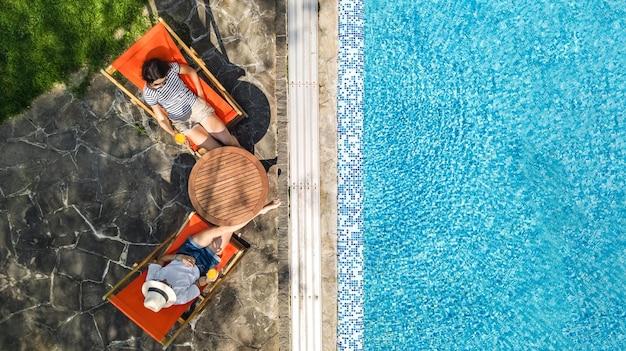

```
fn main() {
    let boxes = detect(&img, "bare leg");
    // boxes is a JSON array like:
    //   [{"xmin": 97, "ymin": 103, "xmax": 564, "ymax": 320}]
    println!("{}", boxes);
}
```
[
  {"xmin": 213, "ymin": 199, "xmax": 281, "ymax": 253},
  {"xmin": 257, "ymin": 199, "xmax": 281, "ymax": 215},
  {"xmin": 184, "ymin": 125, "xmax": 221, "ymax": 151},
  {"xmin": 207, "ymin": 232, "xmax": 233, "ymax": 254},
  {"xmin": 199, "ymin": 114, "xmax": 241, "ymax": 148},
  {"xmin": 191, "ymin": 199, "xmax": 282, "ymax": 249}
]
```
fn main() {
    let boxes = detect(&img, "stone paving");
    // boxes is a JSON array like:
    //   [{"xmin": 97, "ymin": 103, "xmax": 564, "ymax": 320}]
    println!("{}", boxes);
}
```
[{"xmin": 0, "ymin": 0, "xmax": 288, "ymax": 350}]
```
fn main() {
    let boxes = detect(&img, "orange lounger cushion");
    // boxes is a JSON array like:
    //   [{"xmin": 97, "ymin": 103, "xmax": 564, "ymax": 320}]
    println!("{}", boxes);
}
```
[
  {"xmin": 107, "ymin": 213, "xmax": 246, "ymax": 345},
  {"xmin": 111, "ymin": 22, "xmax": 239, "ymax": 126},
  {"xmin": 109, "ymin": 270, "xmax": 192, "ymax": 342}
]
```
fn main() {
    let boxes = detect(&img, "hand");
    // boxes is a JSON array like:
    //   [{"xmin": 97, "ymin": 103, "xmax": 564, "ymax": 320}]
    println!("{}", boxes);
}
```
[
  {"xmin": 197, "ymin": 276, "xmax": 208, "ymax": 287},
  {"xmin": 177, "ymin": 254, "xmax": 196, "ymax": 267}
]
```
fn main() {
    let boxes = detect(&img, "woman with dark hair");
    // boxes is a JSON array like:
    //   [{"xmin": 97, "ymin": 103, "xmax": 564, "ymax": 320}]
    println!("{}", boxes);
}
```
[{"xmin": 141, "ymin": 58, "xmax": 240, "ymax": 151}]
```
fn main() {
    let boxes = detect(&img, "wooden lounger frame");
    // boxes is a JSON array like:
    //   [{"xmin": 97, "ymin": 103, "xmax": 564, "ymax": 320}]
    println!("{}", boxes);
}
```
[
  {"xmin": 100, "ymin": 18, "xmax": 247, "ymax": 155},
  {"xmin": 103, "ymin": 212, "xmax": 250, "ymax": 349}
]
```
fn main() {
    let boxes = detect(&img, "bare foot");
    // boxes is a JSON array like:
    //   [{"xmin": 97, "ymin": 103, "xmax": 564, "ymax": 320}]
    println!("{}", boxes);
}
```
[{"xmin": 259, "ymin": 199, "xmax": 281, "ymax": 214}]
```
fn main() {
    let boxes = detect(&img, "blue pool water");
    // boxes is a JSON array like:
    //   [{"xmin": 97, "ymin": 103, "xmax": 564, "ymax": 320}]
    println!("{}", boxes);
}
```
[{"xmin": 362, "ymin": 1, "xmax": 626, "ymax": 349}]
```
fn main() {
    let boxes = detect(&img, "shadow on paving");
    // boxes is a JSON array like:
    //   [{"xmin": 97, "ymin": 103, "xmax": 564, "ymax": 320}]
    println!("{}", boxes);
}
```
[{"xmin": 155, "ymin": 4, "xmax": 277, "ymax": 170}]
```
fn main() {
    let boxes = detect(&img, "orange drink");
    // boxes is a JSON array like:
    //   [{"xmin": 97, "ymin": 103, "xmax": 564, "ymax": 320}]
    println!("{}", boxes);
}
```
[
  {"xmin": 174, "ymin": 133, "xmax": 186, "ymax": 145},
  {"xmin": 206, "ymin": 268, "xmax": 218, "ymax": 282}
]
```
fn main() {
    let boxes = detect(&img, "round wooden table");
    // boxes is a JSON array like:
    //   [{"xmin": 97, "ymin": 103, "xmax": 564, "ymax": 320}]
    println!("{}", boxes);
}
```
[{"xmin": 188, "ymin": 146, "xmax": 269, "ymax": 226}]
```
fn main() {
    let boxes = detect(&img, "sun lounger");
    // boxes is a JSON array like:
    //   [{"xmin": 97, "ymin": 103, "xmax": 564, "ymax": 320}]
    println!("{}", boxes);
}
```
[
  {"xmin": 101, "ymin": 18, "xmax": 246, "ymax": 154},
  {"xmin": 103, "ymin": 212, "xmax": 250, "ymax": 348}
]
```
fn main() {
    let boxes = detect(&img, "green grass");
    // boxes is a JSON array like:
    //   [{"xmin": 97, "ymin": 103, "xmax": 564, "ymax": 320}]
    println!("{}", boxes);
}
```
[{"xmin": 0, "ymin": 0, "xmax": 152, "ymax": 122}]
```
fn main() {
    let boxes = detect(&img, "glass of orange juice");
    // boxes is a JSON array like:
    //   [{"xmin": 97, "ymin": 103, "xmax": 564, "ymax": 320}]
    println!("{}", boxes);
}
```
[
  {"xmin": 174, "ymin": 133, "xmax": 186, "ymax": 145},
  {"xmin": 206, "ymin": 268, "xmax": 218, "ymax": 282}
]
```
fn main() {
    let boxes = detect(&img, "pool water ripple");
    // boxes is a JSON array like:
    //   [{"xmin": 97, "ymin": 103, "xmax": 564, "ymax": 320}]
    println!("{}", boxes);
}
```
[{"xmin": 361, "ymin": 0, "xmax": 626, "ymax": 349}]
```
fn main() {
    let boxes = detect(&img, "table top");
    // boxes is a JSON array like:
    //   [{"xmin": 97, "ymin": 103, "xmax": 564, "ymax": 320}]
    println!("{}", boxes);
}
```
[{"xmin": 188, "ymin": 146, "xmax": 269, "ymax": 226}]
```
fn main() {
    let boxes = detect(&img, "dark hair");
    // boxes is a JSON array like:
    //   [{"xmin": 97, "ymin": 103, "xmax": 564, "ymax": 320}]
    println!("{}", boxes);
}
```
[{"xmin": 142, "ymin": 58, "xmax": 170, "ymax": 83}]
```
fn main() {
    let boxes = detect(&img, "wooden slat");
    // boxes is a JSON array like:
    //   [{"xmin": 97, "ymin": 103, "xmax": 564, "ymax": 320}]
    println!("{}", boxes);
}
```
[{"xmin": 188, "ymin": 147, "xmax": 269, "ymax": 226}]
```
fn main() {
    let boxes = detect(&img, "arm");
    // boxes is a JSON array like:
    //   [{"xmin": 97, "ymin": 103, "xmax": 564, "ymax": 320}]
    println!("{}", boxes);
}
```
[
  {"xmin": 175, "ymin": 276, "xmax": 208, "ymax": 305},
  {"xmin": 179, "ymin": 64, "xmax": 204, "ymax": 100},
  {"xmin": 151, "ymin": 105, "xmax": 177, "ymax": 137},
  {"xmin": 176, "ymin": 282, "xmax": 202, "ymax": 305},
  {"xmin": 154, "ymin": 254, "xmax": 177, "ymax": 266},
  {"xmin": 155, "ymin": 253, "xmax": 196, "ymax": 267}
]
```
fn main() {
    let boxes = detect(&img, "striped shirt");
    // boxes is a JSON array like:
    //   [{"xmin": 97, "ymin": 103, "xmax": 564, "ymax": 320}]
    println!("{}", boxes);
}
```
[{"xmin": 143, "ymin": 62, "xmax": 198, "ymax": 120}]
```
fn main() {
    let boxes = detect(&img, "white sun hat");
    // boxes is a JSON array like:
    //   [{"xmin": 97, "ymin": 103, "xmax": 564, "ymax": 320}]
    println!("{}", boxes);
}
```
[{"xmin": 142, "ymin": 280, "xmax": 177, "ymax": 312}]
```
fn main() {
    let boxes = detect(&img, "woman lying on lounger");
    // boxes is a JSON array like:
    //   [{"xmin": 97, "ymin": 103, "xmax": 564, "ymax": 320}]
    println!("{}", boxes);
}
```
[
  {"xmin": 142, "ymin": 199, "xmax": 280, "ymax": 312},
  {"xmin": 141, "ymin": 58, "xmax": 241, "ymax": 151}
]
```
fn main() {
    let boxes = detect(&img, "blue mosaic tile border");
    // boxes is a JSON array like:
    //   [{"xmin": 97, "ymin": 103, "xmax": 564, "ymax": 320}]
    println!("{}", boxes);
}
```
[{"xmin": 337, "ymin": 0, "xmax": 363, "ymax": 350}]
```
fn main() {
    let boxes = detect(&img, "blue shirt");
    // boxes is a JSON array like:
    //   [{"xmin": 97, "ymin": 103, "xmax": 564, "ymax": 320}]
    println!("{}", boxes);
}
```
[
  {"xmin": 143, "ymin": 62, "xmax": 198, "ymax": 120},
  {"xmin": 146, "ymin": 260, "xmax": 201, "ymax": 305}
]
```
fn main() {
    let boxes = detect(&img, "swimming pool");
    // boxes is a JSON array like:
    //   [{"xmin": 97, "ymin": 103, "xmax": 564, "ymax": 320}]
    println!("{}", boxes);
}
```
[{"xmin": 339, "ymin": 0, "xmax": 626, "ymax": 349}]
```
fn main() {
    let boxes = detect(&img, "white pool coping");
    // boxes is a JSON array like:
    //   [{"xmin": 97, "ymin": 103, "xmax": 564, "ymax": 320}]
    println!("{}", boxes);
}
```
[{"xmin": 287, "ymin": 0, "xmax": 323, "ymax": 350}]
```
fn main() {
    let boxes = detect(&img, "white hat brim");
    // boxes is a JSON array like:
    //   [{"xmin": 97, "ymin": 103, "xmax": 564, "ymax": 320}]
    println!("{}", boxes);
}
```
[{"xmin": 142, "ymin": 280, "xmax": 177, "ymax": 308}]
